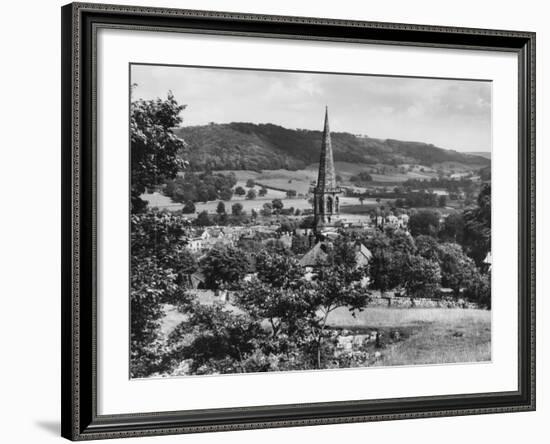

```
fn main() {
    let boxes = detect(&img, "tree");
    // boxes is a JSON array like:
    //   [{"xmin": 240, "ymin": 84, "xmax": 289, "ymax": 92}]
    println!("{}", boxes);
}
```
[
  {"xmin": 463, "ymin": 271, "xmax": 491, "ymax": 308},
  {"xmin": 310, "ymin": 262, "xmax": 371, "ymax": 367},
  {"xmin": 291, "ymin": 235, "xmax": 311, "ymax": 255},
  {"xmin": 195, "ymin": 210, "xmax": 213, "ymax": 226},
  {"xmin": 181, "ymin": 200, "xmax": 195, "ymax": 214},
  {"xmin": 272, "ymin": 199, "xmax": 284, "ymax": 214},
  {"xmin": 437, "ymin": 243, "xmax": 478, "ymax": 297},
  {"xmin": 408, "ymin": 210, "xmax": 441, "ymax": 237},
  {"xmin": 361, "ymin": 230, "xmax": 390, "ymax": 251},
  {"xmin": 235, "ymin": 186, "xmax": 246, "ymax": 196},
  {"xmin": 463, "ymin": 184, "xmax": 491, "ymax": 266},
  {"xmin": 388, "ymin": 230, "xmax": 416, "ymax": 255},
  {"xmin": 260, "ymin": 202, "xmax": 272, "ymax": 217},
  {"xmin": 415, "ymin": 235, "xmax": 440, "ymax": 261},
  {"xmin": 130, "ymin": 257, "xmax": 182, "ymax": 377},
  {"xmin": 402, "ymin": 255, "xmax": 441, "ymax": 297},
  {"xmin": 369, "ymin": 249, "xmax": 399, "ymax": 296},
  {"xmin": 246, "ymin": 189, "xmax": 257, "ymax": 200},
  {"xmin": 350, "ymin": 171, "xmax": 373, "ymax": 182},
  {"xmin": 219, "ymin": 187, "xmax": 233, "ymax": 201},
  {"xmin": 439, "ymin": 212, "xmax": 464, "ymax": 244},
  {"xmin": 254, "ymin": 251, "xmax": 304, "ymax": 289},
  {"xmin": 130, "ymin": 91, "xmax": 186, "ymax": 213},
  {"xmin": 286, "ymin": 189, "xmax": 297, "ymax": 198},
  {"xmin": 359, "ymin": 196, "xmax": 365, "ymax": 205},
  {"xmin": 216, "ymin": 201, "xmax": 226, "ymax": 215},
  {"xmin": 231, "ymin": 202, "xmax": 244, "ymax": 216},
  {"xmin": 130, "ymin": 211, "xmax": 193, "ymax": 377},
  {"xmin": 438, "ymin": 194, "xmax": 447, "ymax": 207},
  {"xmin": 169, "ymin": 302, "xmax": 268, "ymax": 375},
  {"xmin": 164, "ymin": 172, "xmax": 236, "ymax": 204},
  {"xmin": 246, "ymin": 179, "xmax": 255, "ymax": 188},
  {"xmin": 258, "ymin": 187, "xmax": 268, "ymax": 197},
  {"xmin": 200, "ymin": 247, "xmax": 250, "ymax": 290}
]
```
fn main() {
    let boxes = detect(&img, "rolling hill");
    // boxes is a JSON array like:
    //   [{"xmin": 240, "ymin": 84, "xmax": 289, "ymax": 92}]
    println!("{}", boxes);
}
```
[{"xmin": 174, "ymin": 122, "xmax": 490, "ymax": 172}]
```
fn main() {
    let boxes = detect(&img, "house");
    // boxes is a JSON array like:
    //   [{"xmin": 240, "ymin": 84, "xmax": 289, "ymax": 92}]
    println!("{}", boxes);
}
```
[
  {"xmin": 299, "ymin": 241, "xmax": 331, "ymax": 267},
  {"xmin": 299, "ymin": 241, "xmax": 372, "ymax": 269},
  {"xmin": 189, "ymin": 271, "xmax": 206, "ymax": 289},
  {"xmin": 187, "ymin": 237, "xmax": 204, "ymax": 252},
  {"xmin": 483, "ymin": 252, "xmax": 492, "ymax": 272}
]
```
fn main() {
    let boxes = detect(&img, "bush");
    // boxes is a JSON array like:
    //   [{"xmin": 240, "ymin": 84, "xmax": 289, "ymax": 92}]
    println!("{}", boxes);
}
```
[{"xmin": 182, "ymin": 200, "xmax": 195, "ymax": 214}]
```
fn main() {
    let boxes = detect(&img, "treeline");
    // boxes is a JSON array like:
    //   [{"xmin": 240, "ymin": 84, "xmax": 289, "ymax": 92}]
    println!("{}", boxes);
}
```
[
  {"xmin": 164, "ymin": 172, "xmax": 237, "ymax": 203},
  {"xmin": 349, "ymin": 171, "xmax": 373, "ymax": 183},
  {"xmin": 395, "ymin": 191, "xmax": 443, "ymax": 208},
  {"xmin": 402, "ymin": 177, "xmax": 477, "ymax": 193},
  {"xmin": 174, "ymin": 122, "xmax": 490, "ymax": 171}
]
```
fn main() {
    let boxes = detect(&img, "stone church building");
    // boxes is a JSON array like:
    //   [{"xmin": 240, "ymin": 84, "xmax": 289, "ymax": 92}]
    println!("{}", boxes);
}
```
[{"xmin": 313, "ymin": 106, "xmax": 342, "ymax": 231}]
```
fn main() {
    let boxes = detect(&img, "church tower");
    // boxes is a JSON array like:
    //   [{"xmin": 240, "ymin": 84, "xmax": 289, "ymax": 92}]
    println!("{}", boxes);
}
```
[{"xmin": 313, "ymin": 106, "xmax": 342, "ymax": 230}]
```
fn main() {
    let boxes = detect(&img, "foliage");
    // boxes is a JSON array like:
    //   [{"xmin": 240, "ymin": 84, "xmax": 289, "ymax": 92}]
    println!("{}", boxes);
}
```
[
  {"xmin": 349, "ymin": 171, "xmax": 373, "ymax": 182},
  {"xmin": 170, "ymin": 303, "xmax": 268, "ymax": 375},
  {"xmin": 130, "ymin": 91, "xmax": 186, "ymax": 213},
  {"xmin": 194, "ymin": 210, "xmax": 213, "ymax": 226},
  {"xmin": 439, "ymin": 212, "xmax": 464, "ymax": 244},
  {"xmin": 415, "ymin": 235, "xmax": 440, "ymax": 261},
  {"xmin": 369, "ymin": 249, "xmax": 400, "ymax": 296},
  {"xmin": 436, "ymin": 243, "xmax": 478, "ymax": 296},
  {"xmin": 235, "ymin": 186, "xmax": 246, "ymax": 196},
  {"xmin": 396, "ymin": 191, "xmax": 438, "ymax": 208},
  {"xmin": 408, "ymin": 210, "xmax": 441, "ymax": 237},
  {"xmin": 130, "ymin": 210, "xmax": 195, "ymax": 377},
  {"xmin": 401, "ymin": 255, "xmax": 441, "ymax": 297},
  {"xmin": 200, "ymin": 247, "xmax": 250, "ymax": 290},
  {"xmin": 286, "ymin": 189, "xmax": 297, "ymax": 198},
  {"xmin": 260, "ymin": 202, "xmax": 272, "ymax": 217},
  {"xmin": 463, "ymin": 271, "xmax": 491, "ymax": 308},
  {"xmin": 216, "ymin": 201, "xmax": 226, "ymax": 215},
  {"xmin": 176, "ymin": 122, "xmax": 490, "ymax": 171},
  {"xmin": 387, "ymin": 229, "xmax": 416, "ymax": 255},
  {"xmin": 291, "ymin": 234, "xmax": 311, "ymax": 255},
  {"xmin": 463, "ymin": 184, "xmax": 491, "ymax": 266},
  {"xmin": 181, "ymin": 200, "xmax": 195, "ymax": 214},
  {"xmin": 164, "ymin": 171, "xmax": 236, "ymax": 203},
  {"xmin": 231, "ymin": 202, "xmax": 244, "ymax": 216},
  {"xmin": 359, "ymin": 230, "xmax": 391, "ymax": 251},
  {"xmin": 246, "ymin": 188, "xmax": 257, "ymax": 200},
  {"xmin": 254, "ymin": 251, "xmax": 304, "ymax": 288},
  {"xmin": 271, "ymin": 199, "xmax": 284, "ymax": 213}
]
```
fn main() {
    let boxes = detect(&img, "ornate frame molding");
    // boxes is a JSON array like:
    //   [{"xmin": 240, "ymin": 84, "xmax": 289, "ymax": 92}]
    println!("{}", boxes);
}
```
[{"xmin": 61, "ymin": 2, "xmax": 535, "ymax": 440}]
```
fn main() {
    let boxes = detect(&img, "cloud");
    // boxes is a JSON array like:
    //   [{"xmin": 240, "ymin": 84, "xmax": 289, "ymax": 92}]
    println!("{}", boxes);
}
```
[{"xmin": 131, "ymin": 64, "xmax": 491, "ymax": 152}]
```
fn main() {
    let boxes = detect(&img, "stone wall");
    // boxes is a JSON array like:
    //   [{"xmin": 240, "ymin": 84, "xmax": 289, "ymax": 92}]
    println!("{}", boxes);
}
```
[{"xmin": 369, "ymin": 295, "xmax": 481, "ymax": 309}]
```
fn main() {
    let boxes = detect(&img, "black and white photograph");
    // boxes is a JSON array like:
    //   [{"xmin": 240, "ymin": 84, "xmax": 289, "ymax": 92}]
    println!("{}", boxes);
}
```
[{"xmin": 129, "ymin": 64, "xmax": 492, "ymax": 378}]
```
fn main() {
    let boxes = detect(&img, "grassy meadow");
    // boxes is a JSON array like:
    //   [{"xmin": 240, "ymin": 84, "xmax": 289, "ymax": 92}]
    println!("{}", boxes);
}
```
[
  {"xmin": 327, "ymin": 306, "xmax": 491, "ymax": 366},
  {"xmin": 161, "ymin": 296, "xmax": 491, "ymax": 369}
]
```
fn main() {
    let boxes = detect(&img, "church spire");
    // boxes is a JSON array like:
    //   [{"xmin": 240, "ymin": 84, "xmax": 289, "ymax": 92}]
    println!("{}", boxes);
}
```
[
  {"xmin": 313, "ymin": 106, "xmax": 342, "ymax": 230},
  {"xmin": 317, "ymin": 106, "xmax": 337, "ymax": 191}
]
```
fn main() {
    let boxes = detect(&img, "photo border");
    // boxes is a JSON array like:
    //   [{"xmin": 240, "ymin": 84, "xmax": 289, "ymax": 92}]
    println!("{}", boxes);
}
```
[{"xmin": 61, "ymin": 2, "xmax": 535, "ymax": 440}]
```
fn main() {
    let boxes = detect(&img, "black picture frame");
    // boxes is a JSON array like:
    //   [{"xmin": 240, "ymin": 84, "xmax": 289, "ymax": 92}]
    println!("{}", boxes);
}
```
[{"xmin": 61, "ymin": 2, "xmax": 536, "ymax": 440}]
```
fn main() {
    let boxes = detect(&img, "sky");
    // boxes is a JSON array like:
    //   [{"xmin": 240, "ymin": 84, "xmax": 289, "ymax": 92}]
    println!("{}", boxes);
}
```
[{"xmin": 131, "ymin": 64, "xmax": 492, "ymax": 153}]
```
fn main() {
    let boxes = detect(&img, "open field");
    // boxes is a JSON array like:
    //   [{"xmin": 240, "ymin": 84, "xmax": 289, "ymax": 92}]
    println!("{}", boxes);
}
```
[
  {"xmin": 142, "ymin": 191, "xmax": 362, "ymax": 214},
  {"xmin": 142, "ymin": 160, "xmax": 484, "ymax": 214},
  {"xmin": 326, "ymin": 306, "xmax": 491, "ymax": 365}
]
